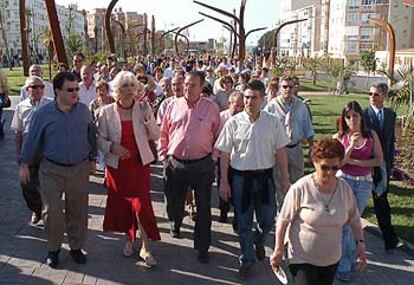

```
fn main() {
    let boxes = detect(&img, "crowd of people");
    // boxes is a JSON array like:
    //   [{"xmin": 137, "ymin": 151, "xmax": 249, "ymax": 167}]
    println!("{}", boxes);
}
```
[{"xmin": 0, "ymin": 52, "xmax": 402, "ymax": 284}]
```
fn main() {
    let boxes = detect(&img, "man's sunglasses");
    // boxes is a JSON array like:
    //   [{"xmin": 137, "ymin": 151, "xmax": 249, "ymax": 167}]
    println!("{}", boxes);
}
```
[
  {"xmin": 29, "ymin": 85, "xmax": 45, "ymax": 90},
  {"xmin": 64, "ymin": 87, "xmax": 80, "ymax": 92},
  {"xmin": 369, "ymin": 92, "xmax": 381, "ymax": 97},
  {"xmin": 282, "ymin": 85, "xmax": 294, "ymax": 89}
]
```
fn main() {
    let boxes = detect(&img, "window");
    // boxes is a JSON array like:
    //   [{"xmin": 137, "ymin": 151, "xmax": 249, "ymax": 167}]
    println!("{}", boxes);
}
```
[
  {"xmin": 347, "ymin": 0, "xmax": 360, "ymax": 8},
  {"xmin": 360, "ymin": 42, "xmax": 376, "ymax": 51},
  {"xmin": 345, "ymin": 26, "xmax": 359, "ymax": 40},
  {"xmin": 346, "ymin": 12, "xmax": 359, "ymax": 24},
  {"xmin": 360, "ymin": 28, "xmax": 375, "ymax": 40},
  {"xmin": 362, "ymin": 0, "xmax": 374, "ymax": 6},
  {"xmin": 345, "ymin": 42, "xmax": 358, "ymax": 53}
]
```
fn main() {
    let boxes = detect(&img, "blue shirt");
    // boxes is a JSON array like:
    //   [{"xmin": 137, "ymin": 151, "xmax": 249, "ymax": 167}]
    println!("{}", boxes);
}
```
[{"xmin": 21, "ymin": 101, "xmax": 97, "ymax": 165}]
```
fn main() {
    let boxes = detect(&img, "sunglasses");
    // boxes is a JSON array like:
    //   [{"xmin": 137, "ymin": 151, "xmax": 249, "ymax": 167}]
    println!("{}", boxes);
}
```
[
  {"xmin": 64, "ymin": 87, "xmax": 80, "ymax": 93},
  {"xmin": 29, "ymin": 84, "xmax": 45, "ymax": 90},
  {"xmin": 282, "ymin": 85, "xmax": 294, "ymax": 89},
  {"xmin": 320, "ymin": 164, "xmax": 341, "ymax": 172},
  {"xmin": 369, "ymin": 92, "xmax": 380, "ymax": 97}
]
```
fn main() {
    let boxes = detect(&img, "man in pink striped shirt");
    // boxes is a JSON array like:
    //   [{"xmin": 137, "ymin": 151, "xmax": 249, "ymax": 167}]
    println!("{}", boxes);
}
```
[{"xmin": 159, "ymin": 71, "xmax": 221, "ymax": 264}]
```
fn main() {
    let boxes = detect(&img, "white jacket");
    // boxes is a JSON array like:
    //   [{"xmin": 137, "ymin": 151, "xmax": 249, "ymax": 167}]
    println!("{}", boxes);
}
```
[{"xmin": 97, "ymin": 101, "xmax": 159, "ymax": 167}]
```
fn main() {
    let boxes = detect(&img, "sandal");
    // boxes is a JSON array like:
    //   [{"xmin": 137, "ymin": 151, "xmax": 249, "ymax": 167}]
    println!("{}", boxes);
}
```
[{"xmin": 139, "ymin": 249, "xmax": 157, "ymax": 267}]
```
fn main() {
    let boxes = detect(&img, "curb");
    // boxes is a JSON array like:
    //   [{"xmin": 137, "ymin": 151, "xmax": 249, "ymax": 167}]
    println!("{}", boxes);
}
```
[{"xmin": 362, "ymin": 218, "xmax": 414, "ymax": 258}]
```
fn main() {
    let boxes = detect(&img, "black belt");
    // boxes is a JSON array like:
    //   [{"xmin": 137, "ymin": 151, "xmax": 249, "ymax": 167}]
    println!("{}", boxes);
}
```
[
  {"xmin": 230, "ymin": 168, "xmax": 273, "ymax": 176},
  {"xmin": 44, "ymin": 157, "xmax": 87, "ymax": 167},
  {"xmin": 172, "ymin": 154, "xmax": 211, "ymax": 164},
  {"xmin": 286, "ymin": 143, "xmax": 299, "ymax": 148}
]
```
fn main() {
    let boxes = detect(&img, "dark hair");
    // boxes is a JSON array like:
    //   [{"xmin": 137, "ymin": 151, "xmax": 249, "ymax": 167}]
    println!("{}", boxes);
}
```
[
  {"xmin": 53, "ymin": 72, "xmax": 77, "ymax": 93},
  {"xmin": 219, "ymin": 75, "xmax": 234, "ymax": 88},
  {"xmin": 202, "ymin": 82, "xmax": 213, "ymax": 95},
  {"xmin": 337, "ymin": 101, "xmax": 371, "ymax": 138},
  {"xmin": 310, "ymin": 138, "xmax": 345, "ymax": 162},
  {"xmin": 245, "ymin": 79, "xmax": 266, "ymax": 97},
  {"xmin": 240, "ymin": 72, "xmax": 251, "ymax": 81},
  {"xmin": 73, "ymin": 52, "xmax": 85, "ymax": 60},
  {"xmin": 186, "ymin": 70, "xmax": 205, "ymax": 86}
]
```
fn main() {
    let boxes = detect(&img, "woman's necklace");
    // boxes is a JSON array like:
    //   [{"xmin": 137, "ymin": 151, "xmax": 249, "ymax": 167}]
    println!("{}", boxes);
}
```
[
  {"xmin": 117, "ymin": 100, "xmax": 134, "ymax": 110},
  {"xmin": 312, "ymin": 174, "xmax": 338, "ymax": 215}
]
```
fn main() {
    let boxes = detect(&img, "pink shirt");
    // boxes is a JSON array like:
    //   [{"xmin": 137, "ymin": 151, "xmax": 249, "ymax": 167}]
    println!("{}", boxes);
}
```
[
  {"xmin": 341, "ymin": 134, "xmax": 373, "ymax": 176},
  {"xmin": 159, "ymin": 96, "xmax": 221, "ymax": 160}
]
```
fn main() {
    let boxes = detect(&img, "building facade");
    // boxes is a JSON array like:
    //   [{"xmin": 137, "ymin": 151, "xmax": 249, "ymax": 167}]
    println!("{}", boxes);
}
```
[{"xmin": 0, "ymin": 0, "xmax": 84, "ymax": 59}]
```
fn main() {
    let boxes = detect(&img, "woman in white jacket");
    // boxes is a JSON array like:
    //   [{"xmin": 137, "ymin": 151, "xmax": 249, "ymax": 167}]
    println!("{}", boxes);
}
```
[{"xmin": 97, "ymin": 71, "xmax": 160, "ymax": 267}]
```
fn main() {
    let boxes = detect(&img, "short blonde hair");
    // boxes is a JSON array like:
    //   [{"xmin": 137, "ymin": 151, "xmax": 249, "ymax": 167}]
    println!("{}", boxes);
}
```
[{"xmin": 112, "ymin": 71, "xmax": 138, "ymax": 101}]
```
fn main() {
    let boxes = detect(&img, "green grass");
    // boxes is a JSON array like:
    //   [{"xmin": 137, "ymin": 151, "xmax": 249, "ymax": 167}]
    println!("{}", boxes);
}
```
[
  {"xmin": 303, "ymin": 93, "xmax": 414, "ymax": 243},
  {"xmin": 2, "ymin": 65, "xmax": 54, "ymax": 95},
  {"xmin": 300, "ymin": 78, "xmax": 332, "ymax": 92}
]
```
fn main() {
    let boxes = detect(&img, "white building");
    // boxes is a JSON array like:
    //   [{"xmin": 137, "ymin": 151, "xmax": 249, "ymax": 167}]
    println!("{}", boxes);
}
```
[{"xmin": 0, "ymin": 0, "xmax": 84, "ymax": 59}]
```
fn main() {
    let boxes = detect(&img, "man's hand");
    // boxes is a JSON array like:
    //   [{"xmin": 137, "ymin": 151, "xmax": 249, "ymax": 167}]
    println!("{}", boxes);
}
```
[
  {"xmin": 219, "ymin": 179, "xmax": 231, "ymax": 202},
  {"xmin": 19, "ymin": 164, "xmax": 30, "ymax": 184},
  {"xmin": 111, "ymin": 143, "xmax": 131, "ymax": 160}
]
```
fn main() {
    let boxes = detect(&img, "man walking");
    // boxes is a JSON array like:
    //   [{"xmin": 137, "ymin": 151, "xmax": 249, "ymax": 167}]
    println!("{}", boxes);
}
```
[
  {"xmin": 364, "ymin": 83, "xmax": 401, "ymax": 250},
  {"xmin": 19, "ymin": 72, "xmax": 97, "ymax": 268},
  {"xmin": 215, "ymin": 79, "xmax": 290, "ymax": 279},
  {"xmin": 159, "ymin": 71, "xmax": 220, "ymax": 263},
  {"xmin": 265, "ymin": 76, "xmax": 314, "ymax": 207},
  {"xmin": 11, "ymin": 76, "xmax": 52, "ymax": 224}
]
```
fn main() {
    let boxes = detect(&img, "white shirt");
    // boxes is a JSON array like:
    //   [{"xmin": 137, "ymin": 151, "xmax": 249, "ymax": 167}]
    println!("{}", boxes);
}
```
[
  {"xmin": 215, "ymin": 111, "xmax": 290, "ymax": 171},
  {"xmin": 11, "ymin": 96, "xmax": 52, "ymax": 134},
  {"xmin": 78, "ymin": 81, "xmax": 97, "ymax": 106},
  {"xmin": 156, "ymin": 96, "xmax": 175, "ymax": 125},
  {"xmin": 219, "ymin": 109, "xmax": 232, "ymax": 130},
  {"xmin": 163, "ymin": 67, "xmax": 175, "ymax": 78},
  {"xmin": 20, "ymin": 81, "xmax": 54, "ymax": 101}
]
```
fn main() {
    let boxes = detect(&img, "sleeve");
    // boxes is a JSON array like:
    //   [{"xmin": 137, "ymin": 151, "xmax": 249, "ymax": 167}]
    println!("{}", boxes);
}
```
[
  {"xmin": 10, "ymin": 105, "xmax": 22, "ymax": 132},
  {"xmin": 214, "ymin": 119, "xmax": 234, "ymax": 154},
  {"xmin": 389, "ymin": 110, "xmax": 396, "ymax": 168},
  {"xmin": 301, "ymin": 105, "xmax": 315, "ymax": 139},
  {"xmin": 96, "ymin": 108, "xmax": 113, "ymax": 154},
  {"xmin": 20, "ymin": 110, "xmax": 44, "ymax": 164},
  {"xmin": 158, "ymin": 103, "xmax": 171, "ymax": 160},
  {"xmin": 277, "ymin": 184, "xmax": 300, "ymax": 225},
  {"xmin": 144, "ymin": 102, "xmax": 160, "ymax": 141},
  {"xmin": 211, "ymin": 103, "xmax": 222, "ymax": 160}
]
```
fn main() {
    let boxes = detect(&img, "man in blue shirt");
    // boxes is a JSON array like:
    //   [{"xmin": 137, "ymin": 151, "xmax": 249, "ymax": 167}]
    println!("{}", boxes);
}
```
[{"xmin": 19, "ymin": 72, "xmax": 97, "ymax": 268}]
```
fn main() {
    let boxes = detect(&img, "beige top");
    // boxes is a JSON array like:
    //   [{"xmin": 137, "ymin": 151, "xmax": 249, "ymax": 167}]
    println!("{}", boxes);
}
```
[{"xmin": 278, "ymin": 174, "xmax": 362, "ymax": 266}]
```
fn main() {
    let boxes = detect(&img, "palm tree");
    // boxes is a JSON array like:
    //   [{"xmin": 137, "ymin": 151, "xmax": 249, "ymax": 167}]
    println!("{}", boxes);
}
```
[{"xmin": 41, "ymin": 28, "xmax": 54, "ymax": 80}]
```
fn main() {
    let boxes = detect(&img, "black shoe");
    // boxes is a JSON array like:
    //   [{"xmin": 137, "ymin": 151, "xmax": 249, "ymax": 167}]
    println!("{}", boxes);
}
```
[
  {"xmin": 255, "ymin": 244, "xmax": 266, "ymax": 261},
  {"xmin": 218, "ymin": 211, "xmax": 228, "ymax": 223},
  {"xmin": 386, "ymin": 240, "xmax": 404, "ymax": 251},
  {"xmin": 238, "ymin": 266, "xmax": 249, "ymax": 280},
  {"xmin": 46, "ymin": 250, "xmax": 60, "ymax": 268},
  {"xmin": 169, "ymin": 223, "xmax": 181, "ymax": 239},
  {"xmin": 197, "ymin": 250, "xmax": 209, "ymax": 264},
  {"xmin": 31, "ymin": 212, "xmax": 42, "ymax": 225},
  {"xmin": 70, "ymin": 249, "xmax": 87, "ymax": 264}
]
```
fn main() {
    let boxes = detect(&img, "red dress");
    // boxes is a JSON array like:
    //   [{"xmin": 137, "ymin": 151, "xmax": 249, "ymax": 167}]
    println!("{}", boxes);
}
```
[{"xmin": 103, "ymin": 121, "xmax": 161, "ymax": 242}]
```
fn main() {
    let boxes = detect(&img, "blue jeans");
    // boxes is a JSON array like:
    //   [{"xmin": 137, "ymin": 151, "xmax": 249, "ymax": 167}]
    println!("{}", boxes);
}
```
[
  {"xmin": 231, "ymin": 172, "xmax": 276, "ymax": 269},
  {"xmin": 337, "ymin": 177, "xmax": 372, "ymax": 274},
  {"xmin": 0, "ymin": 105, "xmax": 4, "ymax": 137}
]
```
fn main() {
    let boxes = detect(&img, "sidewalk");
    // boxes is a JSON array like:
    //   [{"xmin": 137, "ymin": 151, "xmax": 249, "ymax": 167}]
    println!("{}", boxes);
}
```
[{"xmin": 0, "ymin": 102, "xmax": 413, "ymax": 285}]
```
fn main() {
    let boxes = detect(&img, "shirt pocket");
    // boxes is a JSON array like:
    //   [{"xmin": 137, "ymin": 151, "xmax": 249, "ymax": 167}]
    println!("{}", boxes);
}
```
[{"xmin": 234, "ymin": 126, "xmax": 251, "ymax": 153}]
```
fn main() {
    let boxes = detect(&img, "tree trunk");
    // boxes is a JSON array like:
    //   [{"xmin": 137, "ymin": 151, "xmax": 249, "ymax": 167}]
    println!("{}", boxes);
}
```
[
  {"xmin": 366, "ymin": 71, "xmax": 370, "ymax": 90},
  {"xmin": 312, "ymin": 71, "xmax": 317, "ymax": 85},
  {"xmin": 0, "ymin": 9, "xmax": 12, "ymax": 70}
]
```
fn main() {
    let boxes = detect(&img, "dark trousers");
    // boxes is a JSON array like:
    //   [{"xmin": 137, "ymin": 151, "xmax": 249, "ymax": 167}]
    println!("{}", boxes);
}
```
[
  {"xmin": 164, "ymin": 155, "xmax": 215, "ymax": 252},
  {"xmin": 0, "ymin": 106, "xmax": 4, "ymax": 136},
  {"xmin": 21, "ymin": 163, "xmax": 43, "ymax": 216},
  {"xmin": 289, "ymin": 263, "xmax": 338, "ymax": 285},
  {"xmin": 373, "ymin": 191, "xmax": 399, "ymax": 249}
]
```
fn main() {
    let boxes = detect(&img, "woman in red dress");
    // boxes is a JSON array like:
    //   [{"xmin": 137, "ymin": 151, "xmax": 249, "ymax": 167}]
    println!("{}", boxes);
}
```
[{"xmin": 97, "ymin": 71, "xmax": 160, "ymax": 267}]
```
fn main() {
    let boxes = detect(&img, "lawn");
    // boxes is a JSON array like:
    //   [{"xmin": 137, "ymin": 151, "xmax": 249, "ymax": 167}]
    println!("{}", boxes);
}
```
[
  {"xmin": 2, "ymin": 65, "xmax": 54, "ymax": 95},
  {"xmin": 303, "ymin": 93, "xmax": 414, "ymax": 244}
]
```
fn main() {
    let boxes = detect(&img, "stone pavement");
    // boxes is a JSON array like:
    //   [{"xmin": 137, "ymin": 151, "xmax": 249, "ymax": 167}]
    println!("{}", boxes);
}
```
[{"xmin": 1, "ymin": 99, "xmax": 413, "ymax": 285}]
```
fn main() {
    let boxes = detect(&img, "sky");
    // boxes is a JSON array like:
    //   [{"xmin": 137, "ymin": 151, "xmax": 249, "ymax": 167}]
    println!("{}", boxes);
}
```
[{"xmin": 56, "ymin": 0, "xmax": 280, "ymax": 45}]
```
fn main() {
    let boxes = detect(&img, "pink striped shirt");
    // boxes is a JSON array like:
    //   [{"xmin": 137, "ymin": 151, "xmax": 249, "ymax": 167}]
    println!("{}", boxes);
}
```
[{"xmin": 159, "ymin": 96, "xmax": 221, "ymax": 160}]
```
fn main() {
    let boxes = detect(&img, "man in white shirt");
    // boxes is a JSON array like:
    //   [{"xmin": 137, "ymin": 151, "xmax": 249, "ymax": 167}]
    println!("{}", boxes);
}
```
[
  {"xmin": 215, "ymin": 79, "xmax": 290, "ymax": 280},
  {"xmin": 163, "ymin": 60, "xmax": 176, "ymax": 78},
  {"xmin": 20, "ymin": 65, "xmax": 54, "ymax": 101},
  {"xmin": 78, "ymin": 65, "xmax": 97, "ymax": 106},
  {"xmin": 11, "ymin": 76, "xmax": 52, "ymax": 225}
]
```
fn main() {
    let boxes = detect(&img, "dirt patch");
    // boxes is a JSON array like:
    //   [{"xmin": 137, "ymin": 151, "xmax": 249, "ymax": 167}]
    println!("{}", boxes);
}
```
[{"xmin": 393, "ymin": 121, "xmax": 414, "ymax": 184}]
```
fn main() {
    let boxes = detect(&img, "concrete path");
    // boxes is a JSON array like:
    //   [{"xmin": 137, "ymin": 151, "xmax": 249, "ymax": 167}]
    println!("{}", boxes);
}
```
[{"xmin": 0, "ymin": 99, "xmax": 413, "ymax": 285}]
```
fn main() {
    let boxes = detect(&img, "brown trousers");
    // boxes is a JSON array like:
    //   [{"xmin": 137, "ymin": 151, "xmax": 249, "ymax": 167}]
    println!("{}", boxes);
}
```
[{"xmin": 39, "ymin": 159, "xmax": 90, "ymax": 251}]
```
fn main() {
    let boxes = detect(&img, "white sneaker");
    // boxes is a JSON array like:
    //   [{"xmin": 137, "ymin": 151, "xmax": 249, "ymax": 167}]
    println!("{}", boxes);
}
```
[{"xmin": 123, "ymin": 240, "xmax": 134, "ymax": 257}]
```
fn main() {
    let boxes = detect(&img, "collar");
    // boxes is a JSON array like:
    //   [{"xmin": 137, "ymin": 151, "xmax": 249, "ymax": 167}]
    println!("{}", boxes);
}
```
[{"xmin": 371, "ymin": 104, "xmax": 383, "ymax": 114}]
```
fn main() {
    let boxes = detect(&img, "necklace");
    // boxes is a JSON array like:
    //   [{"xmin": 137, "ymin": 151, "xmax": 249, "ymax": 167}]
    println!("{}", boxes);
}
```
[
  {"xmin": 312, "ymin": 175, "xmax": 338, "ymax": 215},
  {"xmin": 117, "ymin": 100, "xmax": 134, "ymax": 110}
]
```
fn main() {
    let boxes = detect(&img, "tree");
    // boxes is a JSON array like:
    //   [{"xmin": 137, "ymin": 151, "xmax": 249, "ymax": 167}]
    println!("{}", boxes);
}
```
[
  {"xmin": 41, "ymin": 28, "xmax": 54, "ymax": 80},
  {"xmin": 360, "ymin": 50, "xmax": 377, "ymax": 89},
  {"xmin": 320, "ymin": 56, "xmax": 357, "ymax": 95},
  {"xmin": 0, "ymin": 6, "xmax": 12, "ymax": 69},
  {"xmin": 271, "ymin": 56, "xmax": 296, "ymax": 77},
  {"xmin": 303, "ymin": 57, "xmax": 323, "ymax": 85}
]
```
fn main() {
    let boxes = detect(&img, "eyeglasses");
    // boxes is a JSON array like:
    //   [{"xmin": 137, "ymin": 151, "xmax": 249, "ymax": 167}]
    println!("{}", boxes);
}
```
[
  {"xmin": 282, "ymin": 85, "xmax": 294, "ymax": 89},
  {"xmin": 320, "ymin": 164, "xmax": 341, "ymax": 172},
  {"xmin": 64, "ymin": 87, "xmax": 80, "ymax": 93},
  {"xmin": 29, "ymin": 84, "xmax": 45, "ymax": 90},
  {"xmin": 369, "ymin": 92, "xmax": 381, "ymax": 97}
]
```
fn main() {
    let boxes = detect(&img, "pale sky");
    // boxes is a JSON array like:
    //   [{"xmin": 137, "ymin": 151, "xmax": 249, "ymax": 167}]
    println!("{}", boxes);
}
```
[{"xmin": 56, "ymin": 0, "xmax": 280, "ymax": 45}]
